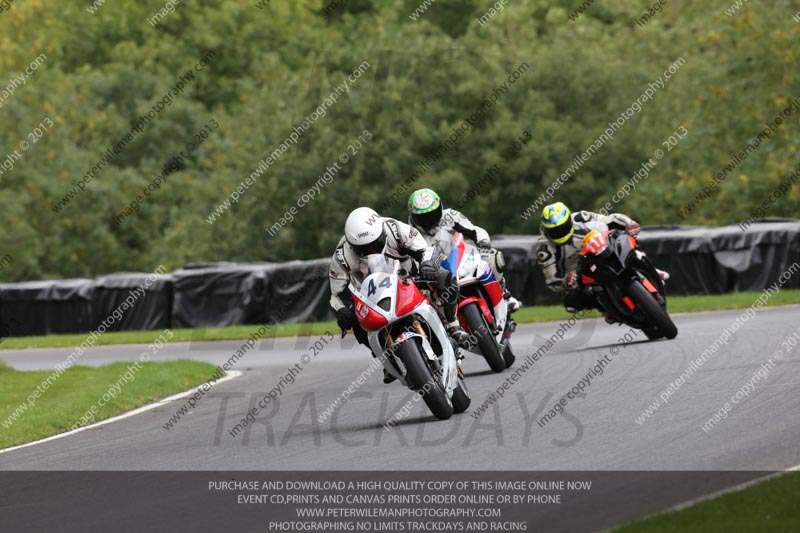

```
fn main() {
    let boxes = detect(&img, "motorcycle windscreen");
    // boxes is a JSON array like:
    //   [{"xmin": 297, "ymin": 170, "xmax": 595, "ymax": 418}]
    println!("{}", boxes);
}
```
[
  {"xmin": 365, "ymin": 253, "xmax": 396, "ymax": 274},
  {"xmin": 441, "ymin": 233, "xmax": 465, "ymax": 276}
]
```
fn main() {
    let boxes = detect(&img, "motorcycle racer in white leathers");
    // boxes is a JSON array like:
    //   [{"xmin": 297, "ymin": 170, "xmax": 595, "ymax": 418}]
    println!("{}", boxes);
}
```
[
  {"xmin": 407, "ymin": 188, "xmax": 521, "ymax": 312},
  {"xmin": 329, "ymin": 207, "xmax": 469, "ymax": 381},
  {"xmin": 536, "ymin": 202, "xmax": 667, "ymax": 316}
]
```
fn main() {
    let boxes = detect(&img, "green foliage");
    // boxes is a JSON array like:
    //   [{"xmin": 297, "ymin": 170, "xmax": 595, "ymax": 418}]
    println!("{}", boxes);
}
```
[{"xmin": 0, "ymin": 0, "xmax": 798, "ymax": 281}]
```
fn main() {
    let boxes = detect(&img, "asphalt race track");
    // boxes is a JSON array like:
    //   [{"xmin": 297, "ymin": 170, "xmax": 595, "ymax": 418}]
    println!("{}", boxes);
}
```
[
  {"xmin": 1, "ymin": 306, "xmax": 799, "ymax": 530},
  {"xmin": 3, "ymin": 305, "xmax": 799, "ymax": 470}
]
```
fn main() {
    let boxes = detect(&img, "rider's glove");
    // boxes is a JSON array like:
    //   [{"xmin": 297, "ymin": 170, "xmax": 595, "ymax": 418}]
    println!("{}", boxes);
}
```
[
  {"xmin": 626, "ymin": 223, "xmax": 641, "ymax": 238},
  {"xmin": 335, "ymin": 307, "xmax": 357, "ymax": 331},
  {"xmin": 418, "ymin": 259, "xmax": 439, "ymax": 282},
  {"xmin": 563, "ymin": 271, "xmax": 578, "ymax": 288},
  {"xmin": 476, "ymin": 239, "xmax": 492, "ymax": 252}
]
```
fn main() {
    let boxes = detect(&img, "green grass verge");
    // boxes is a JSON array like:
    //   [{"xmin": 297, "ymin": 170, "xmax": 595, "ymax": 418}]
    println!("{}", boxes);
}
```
[
  {"xmin": 513, "ymin": 288, "xmax": 800, "ymax": 323},
  {"xmin": 2, "ymin": 289, "xmax": 799, "ymax": 351},
  {"xmin": 0, "ymin": 360, "xmax": 218, "ymax": 449},
  {"xmin": 615, "ymin": 471, "xmax": 800, "ymax": 532}
]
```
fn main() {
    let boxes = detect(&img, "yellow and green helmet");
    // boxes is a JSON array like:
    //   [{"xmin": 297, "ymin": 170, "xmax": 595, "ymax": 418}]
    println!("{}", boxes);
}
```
[
  {"xmin": 408, "ymin": 188, "xmax": 443, "ymax": 232},
  {"xmin": 541, "ymin": 202, "xmax": 574, "ymax": 244}
]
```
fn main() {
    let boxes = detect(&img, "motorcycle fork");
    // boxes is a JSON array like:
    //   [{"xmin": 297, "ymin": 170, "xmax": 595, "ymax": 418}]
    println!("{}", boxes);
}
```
[
  {"xmin": 412, "ymin": 319, "xmax": 427, "ymax": 338},
  {"xmin": 412, "ymin": 319, "xmax": 446, "ymax": 376},
  {"xmin": 384, "ymin": 320, "xmax": 428, "ymax": 347},
  {"xmin": 382, "ymin": 330, "xmax": 395, "ymax": 351},
  {"xmin": 597, "ymin": 285, "xmax": 630, "ymax": 321},
  {"xmin": 633, "ymin": 271, "xmax": 666, "ymax": 306},
  {"xmin": 381, "ymin": 330, "xmax": 402, "ymax": 375}
]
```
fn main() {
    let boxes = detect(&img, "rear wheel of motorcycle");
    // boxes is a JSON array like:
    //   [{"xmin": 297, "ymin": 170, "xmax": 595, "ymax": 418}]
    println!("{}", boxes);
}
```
[
  {"xmin": 397, "ymin": 339, "xmax": 453, "ymax": 420},
  {"xmin": 462, "ymin": 303, "xmax": 505, "ymax": 373},
  {"xmin": 451, "ymin": 377, "xmax": 471, "ymax": 414},
  {"xmin": 627, "ymin": 281, "xmax": 678, "ymax": 340}
]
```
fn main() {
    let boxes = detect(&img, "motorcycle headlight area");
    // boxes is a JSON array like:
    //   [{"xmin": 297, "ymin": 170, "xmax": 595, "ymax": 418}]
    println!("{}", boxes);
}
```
[{"xmin": 377, "ymin": 297, "xmax": 392, "ymax": 312}]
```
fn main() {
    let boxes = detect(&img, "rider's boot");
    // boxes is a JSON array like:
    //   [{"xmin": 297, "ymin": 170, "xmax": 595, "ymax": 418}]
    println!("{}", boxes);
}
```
[
  {"xmin": 500, "ymin": 279, "xmax": 521, "ymax": 313},
  {"xmin": 446, "ymin": 320, "xmax": 470, "ymax": 349},
  {"xmin": 505, "ymin": 291, "xmax": 522, "ymax": 313}
]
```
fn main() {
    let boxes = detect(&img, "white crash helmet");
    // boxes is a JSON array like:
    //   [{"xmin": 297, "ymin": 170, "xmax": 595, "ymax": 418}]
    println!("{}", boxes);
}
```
[{"xmin": 344, "ymin": 207, "xmax": 387, "ymax": 257}]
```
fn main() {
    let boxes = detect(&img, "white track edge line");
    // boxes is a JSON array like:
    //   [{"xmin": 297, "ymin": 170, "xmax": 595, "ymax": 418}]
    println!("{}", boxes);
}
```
[
  {"xmin": 604, "ymin": 463, "xmax": 800, "ymax": 531},
  {"xmin": 666, "ymin": 464, "xmax": 800, "ymax": 513},
  {"xmin": 0, "ymin": 370, "xmax": 242, "ymax": 455}
]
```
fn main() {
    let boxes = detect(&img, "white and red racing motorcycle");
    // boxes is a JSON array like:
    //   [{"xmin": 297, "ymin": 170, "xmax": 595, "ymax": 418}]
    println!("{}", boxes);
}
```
[
  {"xmin": 432, "ymin": 227, "xmax": 516, "ymax": 372},
  {"xmin": 349, "ymin": 255, "xmax": 470, "ymax": 420}
]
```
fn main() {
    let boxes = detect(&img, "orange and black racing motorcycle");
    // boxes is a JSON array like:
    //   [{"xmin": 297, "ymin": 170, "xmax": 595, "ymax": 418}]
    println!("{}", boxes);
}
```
[{"xmin": 577, "ymin": 225, "xmax": 678, "ymax": 340}]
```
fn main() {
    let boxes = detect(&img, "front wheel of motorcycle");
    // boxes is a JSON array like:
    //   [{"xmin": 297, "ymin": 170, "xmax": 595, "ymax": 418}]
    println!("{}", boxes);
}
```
[
  {"xmin": 451, "ymin": 377, "xmax": 471, "ymax": 414},
  {"xmin": 397, "ymin": 339, "xmax": 453, "ymax": 420},
  {"xmin": 462, "ymin": 302, "xmax": 505, "ymax": 373},
  {"xmin": 626, "ymin": 280, "xmax": 678, "ymax": 340},
  {"xmin": 643, "ymin": 327, "xmax": 663, "ymax": 340},
  {"xmin": 501, "ymin": 340, "xmax": 516, "ymax": 368}
]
